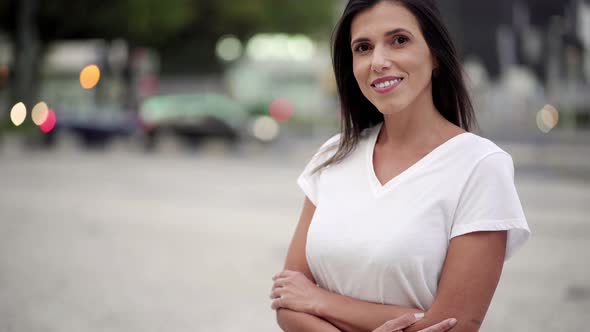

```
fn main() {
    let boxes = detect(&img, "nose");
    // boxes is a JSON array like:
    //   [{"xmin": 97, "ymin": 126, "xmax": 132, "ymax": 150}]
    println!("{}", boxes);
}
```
[{"xmin": 370, "ymin": 46, "xmax": 391, "ymax": 73}]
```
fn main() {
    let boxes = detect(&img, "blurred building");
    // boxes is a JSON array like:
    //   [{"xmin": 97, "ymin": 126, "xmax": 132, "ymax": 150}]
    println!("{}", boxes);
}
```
[
  {"xmin": 440, "ymin": 1, "xmax": 586, "ymax": 78},
  {"xmin": 438, "ymin": 0, "xmax": 590, "ymax": 132}
]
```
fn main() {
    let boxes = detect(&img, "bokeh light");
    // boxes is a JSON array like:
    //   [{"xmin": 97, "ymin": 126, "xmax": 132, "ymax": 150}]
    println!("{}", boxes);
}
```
[
  {"xmin": 80, "ymin": 64, "xmax": 101, "ymax": 89},
  {"xmin": 10, "ymin": 102, "xmax": 26, "ymax": 126},
  {"xmin": 252, "ymin": 116, "xmax": 279, "ymax": 142},
  {"xmin": 246, "ymin": 33, "xmax": 315, "ymax": 61},
  {"xmin": 216, "ymin": 35, "xmax": 243, "ymax": 62},
  {"xmin": 31, "ymin": 102, "xmax": 49, "ymax": 126},
  {"xmin": 269, "ymin": 98, "xmax": 294, "ymax": 122},
  {"xmin": 287, "ymin": 35, "xmax": 315, "ymax": 61},
  {"xmin": 40, "ymin": 109, "xmax": 57, "ymax": 133},
  {"xmin": 536, "ymin": 104, "xmax": 559, "ymax": 133}
]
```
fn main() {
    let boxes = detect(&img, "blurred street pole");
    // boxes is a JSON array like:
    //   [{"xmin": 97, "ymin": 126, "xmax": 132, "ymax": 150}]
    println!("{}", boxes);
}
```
[{"xmin": 12, "ymin": 0, "xmax": 40, "ymax": 109}]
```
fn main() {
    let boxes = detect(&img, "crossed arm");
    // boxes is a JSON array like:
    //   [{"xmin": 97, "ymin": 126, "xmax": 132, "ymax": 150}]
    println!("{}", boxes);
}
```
[{"xmin": 273, "ymin": 197, "xmax": 507, "ymax": 332}]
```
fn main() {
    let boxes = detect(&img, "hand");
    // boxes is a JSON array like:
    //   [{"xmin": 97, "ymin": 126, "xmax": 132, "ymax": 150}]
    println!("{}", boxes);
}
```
[
  {"xmin": 270, "ymin": 270, "xmax": 327, "ymax": 314},
  {"xmin": 373, "ymin": 313, "xmax": 457, "ymax": 332}
]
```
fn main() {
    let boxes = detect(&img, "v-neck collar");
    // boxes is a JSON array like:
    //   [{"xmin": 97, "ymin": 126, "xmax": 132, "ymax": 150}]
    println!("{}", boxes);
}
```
[{"xmin": 366, "ymin": 122, "xmax": 471, "ymax": 197}]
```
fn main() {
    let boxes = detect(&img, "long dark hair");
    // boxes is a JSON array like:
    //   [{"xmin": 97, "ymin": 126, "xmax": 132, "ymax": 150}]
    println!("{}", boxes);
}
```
[{"xmin": 316, "ymin": 0, "xmax": 477, "ymax": 172}]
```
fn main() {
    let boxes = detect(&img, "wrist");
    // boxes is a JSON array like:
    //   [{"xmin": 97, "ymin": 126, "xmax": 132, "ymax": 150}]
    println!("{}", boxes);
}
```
[{"xmin": 311, "ymin": 286, "xmax": 333, "ymax": 317}]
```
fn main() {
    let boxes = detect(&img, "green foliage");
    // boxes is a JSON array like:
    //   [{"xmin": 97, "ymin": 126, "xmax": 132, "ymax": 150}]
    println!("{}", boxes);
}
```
[
  {"xmin": 0, "ymin": 0, "xmax": 337, "ymax": 74},
  {"xmin": 35, "ymin": 0, "xmax": 196, "ymax": 46},
  {"xmin": 202, "ymin": 0, "xmax": 336, "ymax": 38},
  {"xmin": 91, "ymin": 0, "xmax": 197, "ymax": 45},
  {"xmin": 0, "ymin": 0, "xmax": 335, "ymax": 45}
]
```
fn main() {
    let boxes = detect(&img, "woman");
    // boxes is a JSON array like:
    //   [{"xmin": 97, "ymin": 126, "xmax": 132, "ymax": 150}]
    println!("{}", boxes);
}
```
[{"xmin": 270, "ymin": 1, "xmax": 530, "ymax": 331}]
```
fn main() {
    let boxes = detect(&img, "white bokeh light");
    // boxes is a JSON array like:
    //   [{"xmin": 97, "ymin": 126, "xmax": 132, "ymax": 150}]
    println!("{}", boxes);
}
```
[
  {"xmin": 246, "ymin": 33, "xmax": 315, "ymax": 61},
  {"xmin": 10, "ymin": 102, "xmax": 26, "ymax": 126},
  {"xmin": 32, "ymin": 102, "xmax": 49, "ymax": 126},
  {"xmin": 216, "ymin": 35, "xmax": 243, "ymax": 62},
  {"xmin": 252, "ymin": 116, "xmax": 279, "ymax": 142},
  {"xmin": 536, "ymin": 104, "xmax": 559, "ymax": 133}
]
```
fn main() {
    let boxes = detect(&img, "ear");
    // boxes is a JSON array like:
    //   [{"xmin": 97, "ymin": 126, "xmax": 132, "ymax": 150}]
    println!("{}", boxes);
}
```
[
  {"xmin": 431, "ymin": 54, "xmax": 439, "ymax": 71},
  {"xmin": 430, "ymin": 55, "xmax": 440, "ymax": 78}
]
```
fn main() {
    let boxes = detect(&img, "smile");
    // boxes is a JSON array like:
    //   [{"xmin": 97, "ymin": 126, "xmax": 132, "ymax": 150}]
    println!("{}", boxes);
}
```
[{"xmin": 370, "ymin": 77, "xmax": 404, "ymax": 94}]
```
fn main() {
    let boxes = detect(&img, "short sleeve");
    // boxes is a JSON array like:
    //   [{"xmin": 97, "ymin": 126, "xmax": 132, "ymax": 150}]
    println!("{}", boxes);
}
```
[
  {"xmin": 296, "ymin": 134, "xmax": 340, "ymax": 206},
  {"xmin": 450, "ymin": 152, "xmax": 530, "ymax": 260}
]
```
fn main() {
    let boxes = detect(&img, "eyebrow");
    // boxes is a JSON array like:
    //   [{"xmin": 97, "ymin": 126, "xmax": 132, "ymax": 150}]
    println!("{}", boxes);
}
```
[{"xmin": 350, "ymin": 28, "xmax": 414, "ymax": 47}]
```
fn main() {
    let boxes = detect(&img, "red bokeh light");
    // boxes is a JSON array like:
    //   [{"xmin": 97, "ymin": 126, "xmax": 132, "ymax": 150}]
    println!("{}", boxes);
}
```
[
  {"xmin": 40, "ymin": 109, "xmax": 56, "ymax": 133},
  {"xmin": 269, "ymin": 98, "xmax": 294, "ymax": 122}
]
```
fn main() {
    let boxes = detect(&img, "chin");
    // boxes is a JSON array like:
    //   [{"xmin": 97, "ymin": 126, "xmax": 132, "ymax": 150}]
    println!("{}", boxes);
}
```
[{"xmin": 375, "ymin": 100, "xmax": 409, "ymax": 115}]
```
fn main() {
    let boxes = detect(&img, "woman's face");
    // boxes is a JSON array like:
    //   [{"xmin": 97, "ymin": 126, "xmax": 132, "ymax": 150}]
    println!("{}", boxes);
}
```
[{"xmin": 350, "ymin": 1, "xmax": 436, "ymax": 115}]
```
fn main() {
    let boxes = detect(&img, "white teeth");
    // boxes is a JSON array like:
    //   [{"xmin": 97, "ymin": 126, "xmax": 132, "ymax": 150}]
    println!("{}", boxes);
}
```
[{"xmin": 374, "ymin": 79, "xmax": 401, "ymax": 89}]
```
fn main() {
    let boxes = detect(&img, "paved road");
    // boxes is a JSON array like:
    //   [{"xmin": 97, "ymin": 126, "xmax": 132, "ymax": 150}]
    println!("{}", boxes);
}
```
[{"xmin": 0, "ymin": 137, "xmax": 589, "ymax": 331}]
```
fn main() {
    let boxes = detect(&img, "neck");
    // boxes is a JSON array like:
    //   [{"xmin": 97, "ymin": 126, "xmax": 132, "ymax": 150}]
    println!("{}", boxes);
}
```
[{"xmin": 378, "ymin": 89, "xmax": 450, "ymax": 149}]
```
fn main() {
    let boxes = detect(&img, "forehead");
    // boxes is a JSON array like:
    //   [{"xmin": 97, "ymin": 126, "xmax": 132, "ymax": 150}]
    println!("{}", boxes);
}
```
[{"xmin": 350, "ymin": 1, "xmax": 421, "ymax": 39}]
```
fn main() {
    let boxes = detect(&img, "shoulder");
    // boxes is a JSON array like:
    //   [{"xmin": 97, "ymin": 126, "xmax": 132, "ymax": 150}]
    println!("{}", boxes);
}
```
[
  {"xmin": 457, "ymin": 133, "xmax": 515, "ymax": 179},
  {"xmin": 303, "ymin": 133, "xmax": 341, "ymax": 171},
  {"xmin": 305, "ymin": 125, "xmax": 379, "ymax": 171},
  {"xmin": 461, "ymin": 132, "xmax": 513, "ymax": 163},
  {"xmin": 316, "ymin": 133, "xmax": 341, "ymax": 154},
  {"xmin": 314, "ymin": 124, "xmax": 379, "ymax": 157}
]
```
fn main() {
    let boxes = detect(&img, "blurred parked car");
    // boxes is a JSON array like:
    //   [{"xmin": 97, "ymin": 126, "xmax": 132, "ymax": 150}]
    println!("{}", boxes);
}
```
[
  {"xmin": 138, "ymin": 93, "xmax": 250, "ymax": 150},
  {"xmin": 224, "ymin": 34, "xmax": 336, "ymax": 123},
  {"xmin": 46, "ymin": 105, "xmax": 137, "ymax": 147},
  {"xmin": 35, "ymin": 40, "xmax": 153, "ymax": 148}
]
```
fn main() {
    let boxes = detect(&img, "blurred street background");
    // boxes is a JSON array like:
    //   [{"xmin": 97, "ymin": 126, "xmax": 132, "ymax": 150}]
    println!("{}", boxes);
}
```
[{"xmin": 1, "ymin": 0, "xmax": 589, "ymax": 331}]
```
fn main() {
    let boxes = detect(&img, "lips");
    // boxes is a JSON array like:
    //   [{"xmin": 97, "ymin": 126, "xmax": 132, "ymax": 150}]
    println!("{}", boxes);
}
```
[{"xmin": 370, "ymin": 76, "xmax": 404, "ymax": 94}]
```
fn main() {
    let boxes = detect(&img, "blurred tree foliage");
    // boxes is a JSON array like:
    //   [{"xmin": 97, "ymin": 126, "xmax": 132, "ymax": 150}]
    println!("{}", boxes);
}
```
[
  {"xmin": 199, "ymin": 0, "xmax": 336, "ymax": 39},
  {"xmin": 159, "ymin": 0, "xmax": 337, "ymax": 73},
  {"xmin": 0, "ymin": 0, "xmax": 335, "ymax": 46},
  {"xmin": 0, "ymin": 0, "xmax": 336, "ymax": 108}
]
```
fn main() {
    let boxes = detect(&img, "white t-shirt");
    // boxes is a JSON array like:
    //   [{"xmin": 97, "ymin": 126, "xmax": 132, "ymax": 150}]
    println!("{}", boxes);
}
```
[{"xmin": 297, "ymin": 122, "xmax": 530, "ymax": 310}]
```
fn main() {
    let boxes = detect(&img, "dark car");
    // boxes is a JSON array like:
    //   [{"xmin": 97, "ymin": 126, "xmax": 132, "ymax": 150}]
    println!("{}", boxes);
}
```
[{"xmin": 138, "ymin": 93, "xmax": 250, "ymax": 150}]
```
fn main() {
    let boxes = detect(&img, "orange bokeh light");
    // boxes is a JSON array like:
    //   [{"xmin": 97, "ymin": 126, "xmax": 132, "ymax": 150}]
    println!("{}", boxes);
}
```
[{"xmin": 80, "ymin": 64, "xmax": 101, "ymax": 89}]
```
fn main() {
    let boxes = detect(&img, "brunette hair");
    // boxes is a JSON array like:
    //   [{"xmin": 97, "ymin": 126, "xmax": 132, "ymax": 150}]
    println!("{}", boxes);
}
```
[{"xmin": 316, "ymin": 0, "xmax": 476, "ymax": 171}]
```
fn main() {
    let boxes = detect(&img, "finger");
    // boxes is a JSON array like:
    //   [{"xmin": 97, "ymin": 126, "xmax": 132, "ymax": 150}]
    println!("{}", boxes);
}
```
[
  {"xmin": 271, "ymin": 279, "xmax": 286, "ymax": 291},
  {"xmin": 372, "ymin": 322, "xmax": 404, "ymax": 332},
  {"xmin": 270, "ymin": 298, "xmax": 280, "ymax": 310},
  {"xmin": 379, "ymin": 313, "xmax": 421, "ymax": 331},
  {"xmin": 269, "ymin": 288, "xmax": 282, "ymax": 299},
  {"xmin": 270, "ymin": 296, "xmax": 287, "ymax": 310},
  {"xmin": 275, "ymin": 270, "xmax": 298, "ymax": 280},
  {"xmin": 272, "ymin": 270, "xmax": 294, "ymax": 280},
  {"xmin": 418, "ymin": 318, "xmax": 457, "ymax": 332}
]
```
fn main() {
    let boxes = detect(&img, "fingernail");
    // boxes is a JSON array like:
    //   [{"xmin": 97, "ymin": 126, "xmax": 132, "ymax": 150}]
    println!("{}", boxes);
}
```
[
  {"xmin": 449, "ymin": 318, "xmax": 457, "ymax": 325},
  {"xmin": 414, "ymin": 313, "xmax": 425, "ymax": 320}
]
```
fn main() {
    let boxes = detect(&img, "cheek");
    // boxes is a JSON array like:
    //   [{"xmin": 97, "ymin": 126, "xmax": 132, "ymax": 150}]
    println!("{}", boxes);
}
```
[
  {"xmin": 353, "ymin": 56, "xmax": 374, "ymax": 86},
  {"xmin": 399, "ymin": 54, "xmax": 426, "ymax": 73},
  {"xmin": 405, "ymin": 50, "xmax": 435, "ymax": 78},
  {"xmin": 352, "ymin": 59, "xmax": 364, "ymax": 82}
]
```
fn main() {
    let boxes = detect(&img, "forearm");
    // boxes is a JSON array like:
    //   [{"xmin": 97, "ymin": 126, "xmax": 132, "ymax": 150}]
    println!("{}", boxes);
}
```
[
  {"xmin": 405, "ymin": 232, "xmax": 508, "ymax": 332},
  {"xmin": 277, "ymin": 308, "xmax": 342, "ymax": 332},
  {"xmin": 315, "ymin": 290, "xmax": 422, "ymax": 332},
  {"xmin": 402, "ymin": 312, "xmax": 449, "ymax": 332},
  {"xmin": 402, "ymin": 309, "xmax": 477, "ymax": 332}
]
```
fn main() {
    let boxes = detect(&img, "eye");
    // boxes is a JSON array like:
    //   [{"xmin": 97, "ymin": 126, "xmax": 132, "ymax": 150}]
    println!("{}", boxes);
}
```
[
  {"xmin": 353, "ymin": 43, "xmax": 371, "ymax": 53},
  {"xmin": 393, "ymin": 36, "xmax": 409, "ymax": 46}
]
